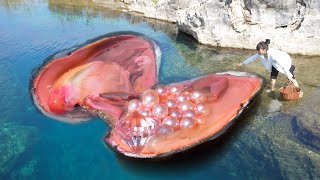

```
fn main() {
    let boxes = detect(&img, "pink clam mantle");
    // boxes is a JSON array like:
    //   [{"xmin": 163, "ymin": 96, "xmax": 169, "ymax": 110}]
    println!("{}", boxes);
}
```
[{"xmin": 31, "ymin": 32, "xmax": 160, "ymax": 124}]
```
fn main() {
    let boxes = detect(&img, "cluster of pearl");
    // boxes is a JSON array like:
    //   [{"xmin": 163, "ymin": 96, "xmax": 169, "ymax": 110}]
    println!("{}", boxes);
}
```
[{"xmin": 126, "ymin": 84, "xmax": 210, "ymax": 136}]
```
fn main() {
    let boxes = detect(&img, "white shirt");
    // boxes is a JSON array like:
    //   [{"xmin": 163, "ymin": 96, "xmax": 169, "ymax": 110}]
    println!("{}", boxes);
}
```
[{"xmin": 243, "ymin": 48, "xmax": 293, "ymax": 78}]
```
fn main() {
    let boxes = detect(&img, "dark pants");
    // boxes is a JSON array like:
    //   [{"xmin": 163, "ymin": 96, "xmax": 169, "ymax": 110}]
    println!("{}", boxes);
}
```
[{"xmin": 271, "ymin": 65, "xmax": 295, "ymax": 79}]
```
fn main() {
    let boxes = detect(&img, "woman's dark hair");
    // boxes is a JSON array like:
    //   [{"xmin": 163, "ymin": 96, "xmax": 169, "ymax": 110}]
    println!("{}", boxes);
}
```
[{"xmin": 256, "ymin": 39, "xmax": 270, "ymax": 51}]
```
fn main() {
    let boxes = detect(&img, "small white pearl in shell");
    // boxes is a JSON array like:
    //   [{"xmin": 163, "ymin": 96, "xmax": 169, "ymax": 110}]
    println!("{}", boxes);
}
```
[
  {"xmin": 162, "ymin": 116, "xmax": 180, "ymax": 130},
  {"xmin": 183, "ymin": 110, "xmax": 197, "ymax": 119},
  {"xmin": 195, "ymin": 103, "xmax": 210, "ymax": 116},
  {"xmin": 155, "ymin": 85, "xmax": 168, "ymax": 97},
  {"xmin": 180, "ymin": 117, "xmax": 196, "ymax": 129},
  {"xmin": 178, "ymin": 100, "xmax": 194, "ymax": 112},
  {"xmin": 141, "ymin": 89, "xmax": 159, "ymax": 108},
  {"xmin": 152, "ymin": 103, "xmax": 169, "ymax": 119},
  {"xmin": 176, "ymin": 93, "xmax": 190, "ymax": 102},
  {"xmin": 127, "ymin": 99, "xmax": 141, "ymax": 112},
  {"xmin": 165, "ymin": 99, "xmax": 178, "ymax": 109},
  {"xmin": 169, "ymin": 109, "xmax": 182, "ymax": 119},
  {"xmin": 190, "ymin": 90, "xmax": 207, "ymax": 103},
  {"xmin": 169, "ymin": 85, "xmax": 182, "ymax": 96}
]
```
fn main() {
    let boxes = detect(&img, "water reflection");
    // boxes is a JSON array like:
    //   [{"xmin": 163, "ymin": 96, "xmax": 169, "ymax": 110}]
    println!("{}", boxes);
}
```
[
  {"xmin": 47, "ymin": 0, "xmax": 179, "ymax": 39},
  {"xmin": 48, "ymin": 0, "xmax": 119, "ymax": 23},
  {"xmin": 0, "ymin": 0, "xmax": 37, "ymax": 12}
]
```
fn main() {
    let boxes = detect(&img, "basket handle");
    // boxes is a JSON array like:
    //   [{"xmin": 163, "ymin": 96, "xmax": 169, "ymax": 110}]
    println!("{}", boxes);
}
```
[{"xmin": 283, "ymin": 81, "xmax": 293, "ymax": 89}]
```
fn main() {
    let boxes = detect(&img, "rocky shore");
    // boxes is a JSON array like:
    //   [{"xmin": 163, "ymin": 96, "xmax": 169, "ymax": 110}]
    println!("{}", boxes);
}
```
[{"xmin": 93, "ymin": 0, "xmax": 320, "ymax": 56}]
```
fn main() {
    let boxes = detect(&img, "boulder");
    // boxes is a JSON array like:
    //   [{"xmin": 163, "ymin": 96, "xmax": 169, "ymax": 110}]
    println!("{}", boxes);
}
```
[{"xmin": 93, "ymin": 0, "xmax": 320, "ymax": 55}]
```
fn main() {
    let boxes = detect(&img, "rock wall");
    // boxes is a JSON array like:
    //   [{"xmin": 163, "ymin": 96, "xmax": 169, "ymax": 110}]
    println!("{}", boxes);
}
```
[{"xmin": 93, "ymin": 0, "xmax": 320, "ymax": 55}]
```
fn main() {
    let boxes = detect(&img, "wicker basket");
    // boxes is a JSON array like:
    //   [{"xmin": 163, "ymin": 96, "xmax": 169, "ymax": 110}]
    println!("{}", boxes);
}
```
[{"xmin": 279, "ymin": 82, "xmax": 303, "ymax": 100}]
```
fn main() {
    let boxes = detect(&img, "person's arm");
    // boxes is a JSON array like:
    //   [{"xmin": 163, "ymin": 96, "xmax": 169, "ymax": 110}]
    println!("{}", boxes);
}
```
[
  {"xmin": 281, "ymin": 64, "xmax": 294, "ymax": 80},
  {"xmin": 273, "ymin": 50, "xmax": 294, "ymax": 79},
  {"xmin": 237, "ymin": 53, "xmax": 259, "ymax": 66}
]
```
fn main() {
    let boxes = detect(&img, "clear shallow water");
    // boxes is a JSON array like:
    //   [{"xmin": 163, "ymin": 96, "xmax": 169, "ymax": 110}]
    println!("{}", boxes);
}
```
[{"xmin": 0, "ymin": 1, "xmax": 320, "ymax": 179}]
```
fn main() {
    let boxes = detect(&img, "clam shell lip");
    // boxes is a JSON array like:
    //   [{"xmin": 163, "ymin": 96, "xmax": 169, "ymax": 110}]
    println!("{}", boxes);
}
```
[
  {"xmin": 105, "ymin": 71, "xmax": 266, "ymax": 158},
  {"xmin": 31, "ymin": 32, "xmax": 161, "ymax": 123}
]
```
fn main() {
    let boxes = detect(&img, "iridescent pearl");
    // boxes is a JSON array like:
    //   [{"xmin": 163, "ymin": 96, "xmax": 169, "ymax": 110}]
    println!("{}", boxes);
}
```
[
  {"xmin": 176, "ymin": 93, "xmax": 190, "ymax": 102},
  {"xmin": 169, "ymin": 85, "xmax": 182, "ymax": 96},
  {"xmin": 169, "ymin": 109, "xmax": 182, "ymax": 119},
  {"xmin": 190, "ymin": 90, "xmax": 207, "ymax": 103},
  {"xmin": 180, "ymin": 117, "xmax": 196, "ymax": 129},
  {"xmin": 141, "ymin": 89, "xmax": 159, "ymax": 108},
  {"xmin": 155, "ymin": 85, "xmax": 168, "ymax": 98},
  {"xmin": 127, "ymin": 99, "xmax": 141, "ymax": 112},
  {"xmin": 162, "ymin": 116, "xmax": 180, "ymax": 130},
  {"xmin": 139, "ymin": 109, "xmax": 151, "ymax": 117},
  {"xmin": 195, "ymin": 116, "xmax": 206, "ymax": 125},
  {"xmin": 178, "ymin": 100, "xmax": 194, "ymax": 112},
  {"xmin": 152, "ymin": 103, "xmax": 168, "ymax": 119},
  {"xmin": 181, "ymin": 85, "xmax": 193, "ymax": 95},
  {"xmin": 195, "ymin": 103, "xmax": 210, "ymax": 116},
  {"xmin": 165, "ymin": 99, "xmax": 178, "ymax": 109},
  {"xmin": 156, "ymin": 124, "xmax": 174, "ymax": 136},
  {"xmin": 183, "ymin": 110, "xmax": 197, "ymax": 119}
]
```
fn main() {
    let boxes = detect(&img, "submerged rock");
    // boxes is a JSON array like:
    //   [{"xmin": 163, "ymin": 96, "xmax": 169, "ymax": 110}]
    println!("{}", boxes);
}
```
[
  {"xmin": 290, "ymin": 88, "xmax": 320, "ymax": 151},
  {"xmin": 0, "ymin": 122, "xmax": 38, "ymax": 177},
  {"xmin": 220, "ymin": 112, "xmax": 320, "ymax": 179}
]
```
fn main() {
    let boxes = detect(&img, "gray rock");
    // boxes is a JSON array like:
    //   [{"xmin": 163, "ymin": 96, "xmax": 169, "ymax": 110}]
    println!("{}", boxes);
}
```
[{"xmin": 93, "ymin": 0, "xmax": 320, "ymax": 55}]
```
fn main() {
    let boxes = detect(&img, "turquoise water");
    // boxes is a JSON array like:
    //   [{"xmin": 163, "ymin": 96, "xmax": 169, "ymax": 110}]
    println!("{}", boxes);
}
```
[{"xmin": 1, "ymin": 1, "xmax": 319, "ymax": 180}]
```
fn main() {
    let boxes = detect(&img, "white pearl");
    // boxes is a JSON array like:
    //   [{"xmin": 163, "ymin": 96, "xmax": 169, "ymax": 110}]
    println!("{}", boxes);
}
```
[
  {"xmin": 152, "ymin": 103, "xmax": 168, "ymax": 119},
  {"xmin": 180, "ymin": 117, "xmax": 196, "ymax": 129},
  {"xmin": 162, "ymin": 116, "xmax": 180, "ymax": 130}
]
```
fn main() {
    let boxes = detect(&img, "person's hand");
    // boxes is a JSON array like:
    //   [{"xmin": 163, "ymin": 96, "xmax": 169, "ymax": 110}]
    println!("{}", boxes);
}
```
[
  {"xmin": 237, "ymin": 63, "xmax": 243, "ymax": 66},
  {"xmin": 288, "ymin": 77, "xmax": 295, "ymax": 83}
]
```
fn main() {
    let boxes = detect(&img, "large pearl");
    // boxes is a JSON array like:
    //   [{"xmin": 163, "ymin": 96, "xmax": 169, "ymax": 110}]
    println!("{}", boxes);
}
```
[
  {"xmin": 141, "ymin": 89, "xmax": 159, "ymax": 108},
  {"xmin": 127, "ymin": 99, "xmax": 141, "ymax": 112},
  {"xmin": 156, "ymin": 124, "xmax": 174, "ymax": 136},
  {"xmin": 176, "ymin": 93, "xmax": 190, "ymax": 102},
  {"xmin": 195, "ymin": 103, "xmax": 210, "ymax": 116},
  {"xmin": 155, "ymin": 85, "xmax": 168, "ymax": 98},
  {"xmin": 152, "ymin": 103, "xmax": 169, "ymax": 119},
  {"xmin": 169, "ymin": 109, "xmax": 182, "ymax": 119},
  {"xmin": 162, "ymin": 116, "xmax": 180, "ymax": 130},
  {"xmin": 183, "ymin": 110, "xmax": 197, "ymax": 119},
  {"xmin": 178, "ymin": 100, "xmax": 194, "ymax": 112},
  {"xmin": 190, "ymin": 90, "xmax": 207, "ymax": 103},
  {"xmin": 165, "ymin": 99, "xmax": 178, "ymax": 109},
  {"xmin": 180, "ymin": 117, "xmax": 196, "ymax": 129}
]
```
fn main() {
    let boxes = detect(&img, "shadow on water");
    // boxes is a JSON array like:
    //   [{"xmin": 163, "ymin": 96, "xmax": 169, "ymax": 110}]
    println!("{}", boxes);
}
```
[
  {"xmin": 114, "ymin": 134, "xmax": 238, "ymax": 179},
  {"xmin": 291, "ymin": 117, "xmax": 320, "ymax": 152}
]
